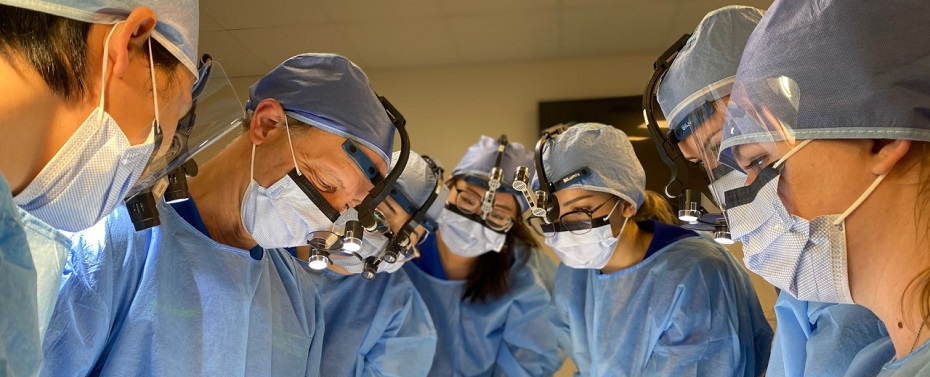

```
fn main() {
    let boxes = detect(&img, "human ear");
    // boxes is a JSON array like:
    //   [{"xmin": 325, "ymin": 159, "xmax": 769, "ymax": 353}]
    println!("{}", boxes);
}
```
[
  {"xmin": 249, "ymin": 99, "xmax": 286, "ymax": 146},
  {"xmin": 110, "ymin": 7, "xmax": 157, "ymax": 79},
  {"xmin": 870, "ymin": 139, "xmax": 911, "ymax": 176}
]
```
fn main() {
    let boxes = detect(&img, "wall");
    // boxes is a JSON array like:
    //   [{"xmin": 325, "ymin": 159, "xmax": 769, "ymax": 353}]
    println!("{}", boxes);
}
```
[{"xmin": 209, "ymin": 54, "xmax": 777, "ymax": 376}]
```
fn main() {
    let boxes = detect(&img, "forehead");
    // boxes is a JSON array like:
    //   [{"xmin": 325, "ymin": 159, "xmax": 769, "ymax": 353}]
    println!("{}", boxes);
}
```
[
  {"xmin": 456, "ymin": 180, "xmax": 517, "ymax": 207},
  {"xmin": 553, "ymin": 187, "xmax": 611, "ymax": 203}
]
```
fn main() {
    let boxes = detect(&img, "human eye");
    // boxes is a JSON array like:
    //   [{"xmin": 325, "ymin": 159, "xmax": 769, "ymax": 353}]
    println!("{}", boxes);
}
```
[{"xmin": 309, "ymin": 170, "xmax": 336, "ymax": 193}]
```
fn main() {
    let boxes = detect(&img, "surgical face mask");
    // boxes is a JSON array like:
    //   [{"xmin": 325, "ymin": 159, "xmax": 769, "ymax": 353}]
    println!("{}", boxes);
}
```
[
  {"xmin": 437, "ymin": 207, "xmax": 506, "ymax": 257},
  {"xmin": 709, "ymin": 168, "xmax": 744, "ymax": 209},
  {"xmin": 241, "ymin": 120, "xmax": 335, "ymax": 249},
  {"xmin": 14, "ymin": 23, "xmax": 160, "ymax": 231},
  {"xmin": 545, "ymin": 202, "xmax": 627, "ymax": 270},
  {"xmin": 725, "ymin": 140, "xmax": 885, "ymax": 304}
]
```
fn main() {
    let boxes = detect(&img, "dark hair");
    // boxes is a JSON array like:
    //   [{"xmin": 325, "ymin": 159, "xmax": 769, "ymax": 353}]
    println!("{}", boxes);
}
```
[
  {"xmin": 0, "ymin": 5, "xmax": 181, "ymax": 102},
  {"xmin": 447, "ymin": 177, "xmax": 541, "ymax": 303}
]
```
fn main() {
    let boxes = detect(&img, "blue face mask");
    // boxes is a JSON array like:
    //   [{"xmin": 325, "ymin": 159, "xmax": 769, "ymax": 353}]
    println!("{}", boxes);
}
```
[
  {"xmin": 13, "ymin": 23, "xmax": 158, "ymax": 232},
  {"xmin": 725, "ymin": 140, "xmax": 885, "ymax": 304}
]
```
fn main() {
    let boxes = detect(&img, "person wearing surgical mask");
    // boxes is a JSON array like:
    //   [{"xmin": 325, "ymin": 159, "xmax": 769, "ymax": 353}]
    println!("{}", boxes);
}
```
[
  {"xmin": 403, "ymin": 135, "xmax": 562, "ymax": 376},
  {"xmin": 541, "ymin": 123, "xmax": 772, "ymax": 376},
  {"xmin": 702, "ymin": 0, "xmax": 930, "ymax": 375},
  {"xmin": 0, "ymin": 1, "xmax": 199, "ymax": 375},
  {"xmin": 39, "ymin": 54, "xmax": 395, "ymax": 376},
  {"xmin": 294, "ymin": 150, "xmax": 441, "ymax": 377},
  {"xmin": 654, "ymin": 6, "xmax": 894, "ymax": 377}
]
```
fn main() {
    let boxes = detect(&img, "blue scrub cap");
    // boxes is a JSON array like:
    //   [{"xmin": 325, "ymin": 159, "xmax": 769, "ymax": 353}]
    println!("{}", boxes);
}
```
[
  {"xmin": 452, "ymin": 135, "xmax": 535, "ymax": 210},
  {"xmin": 246, "ymin": 54, "xmax": 395, "ymax": 165},
  {"xmin": 721, "ymin": 0, "xmax": 930, "ymax": 151},
  {"xmin": 0, "ymin": 0, "xmax": 199, "ymax": 77},
  {"xmin": 656, "ymin": 5, "xmax": 763, "ymax": 139},
  {"xmin": 392, "ymin": 150, "xmax": 448, "ymax": 226},
  {"xmin": 534, "ymin": 123, "xmax": 645, "ymax": 211}
]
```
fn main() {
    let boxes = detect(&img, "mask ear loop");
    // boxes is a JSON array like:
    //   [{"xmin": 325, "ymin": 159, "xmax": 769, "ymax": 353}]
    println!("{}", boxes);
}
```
[
  {"xmin": 147, "ymin": 37, "xmax": 160, "ymax": 136},
  {"xmin": 604, "ymin": 198, "xmax": 629, "ymax": 239},
  {"xmin": 98, "ymin": 21, "xmax": 125, "ymax": 123},
  {"xmin": 834, "ymin": 173, "xmax": 886, "ymax": 226},
  {"xmin": 282, "ymin": 116, "xmax": 302, "ymax": 176},
  {"xmin": 774, "ymin": 139, "xmax": 813, "ymax": 168},
  {"xmin": 250, "ymin": 115, "xmax": 302, "ymax": 182},
  {"xmin": 768, "ymin": 138, "xmax": 886, "ymax": 226}
]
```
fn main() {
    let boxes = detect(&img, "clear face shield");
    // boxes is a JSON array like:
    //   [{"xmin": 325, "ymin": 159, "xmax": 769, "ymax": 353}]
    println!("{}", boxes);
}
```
[
  {"xmin": 130, "ymin": 56, "xmax": 244, "ymax": 198},
  {"xmin": 642, "ymin": 34, "xmax": 732, "ymax": 240},
  {"xmin": 124, "ymin": 56, "xmax": 246, "ymax": 230},
  {"xmin": 695, "ymin": 76, "xmax": 806, "ymax": 241}
]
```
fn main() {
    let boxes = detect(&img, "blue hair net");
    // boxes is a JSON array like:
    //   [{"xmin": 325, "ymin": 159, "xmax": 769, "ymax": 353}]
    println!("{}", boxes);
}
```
[
  {"xmin": 721, "ymin": 0, "xmax": 930, "ymax": 152},
  {"xmin": 452, "ymin": 135, "xmax": 536, "ymax": 210},
  {"xmin": 391, "ymin": 150, "xmax": 449, "ymax": 226},
  {"xmin": 656, "ymin": 6, "xmax": 763, "ymax": 139},
  {"xmin": 534, "ymin": 123, "xmax": 645, "ymax": 211},
  {"xmin": 452, "ymin": 135, "xmax": 535, "ymax": 186},
  {"xmin": 246, "ymin": 54, "xmax": 395, "ymax": 165},
  {"xmin": 0, "ymin": 0, "xmax": 199, "ymax": 77}
]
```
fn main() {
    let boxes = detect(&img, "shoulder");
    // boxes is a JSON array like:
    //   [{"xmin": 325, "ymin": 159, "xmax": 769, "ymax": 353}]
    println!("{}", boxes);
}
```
[
  {"xmin": 510, "ymin": 243, "xmax": 557, "ymax": 292},
  {"xmin": 69, "ymin": 205, "xmax": 155, "ymax": 270},
  {"xmin": 652, "ymin": 234, "xmax": 743, "ymax": 278}
]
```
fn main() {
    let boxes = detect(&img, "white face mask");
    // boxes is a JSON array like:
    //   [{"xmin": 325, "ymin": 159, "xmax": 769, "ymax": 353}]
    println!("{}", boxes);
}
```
[
  {"xmin": 545, "ymin": 202, "xmax": 627, "ymax": 270},
  {"xmin": 726, "ymin": 140, "xmax": 884, "ymax": 304},
  {"xmin": 437, "ymin": 207, "xmax": 506, "ymax": 257},
  {"xmin": 240, "ymin": 119, "xmax": 336, "ymax": 249},
  {"xmin": 14, "ymin": 23, "xmax": 159, "ymax": 232}
]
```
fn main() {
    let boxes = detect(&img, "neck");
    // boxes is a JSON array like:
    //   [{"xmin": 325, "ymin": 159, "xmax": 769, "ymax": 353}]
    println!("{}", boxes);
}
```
[
  {"xmin": 436, "ymin": 231, "xmax": 477, "ymax": 280},
  {"xmin": 846, "ymin": 178, "xmax": 930, "ymax": 358},
  {"xmin": 0, "ymin": 54, "xmax": 95, "ymax": 194},
  {"xmin": 600, "ymin": 221, "xmax": 652, "ymax": 275},
  {"xmin": 188, "ymin": 137, "xmax": 255, "ymax": 250}
]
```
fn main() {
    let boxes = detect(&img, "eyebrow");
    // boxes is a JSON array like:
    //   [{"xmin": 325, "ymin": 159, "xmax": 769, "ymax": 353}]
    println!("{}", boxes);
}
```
[
  {"xmin": 322, "ymin": 169, "xmax": 346, "ymax": 192},
  {"xmin": 384, "ymin": 200, "xmax": 398, "ymax": 215},
  {"xmin": 562, "ymin": 194, "xmax": 593, "ymax": 208}
]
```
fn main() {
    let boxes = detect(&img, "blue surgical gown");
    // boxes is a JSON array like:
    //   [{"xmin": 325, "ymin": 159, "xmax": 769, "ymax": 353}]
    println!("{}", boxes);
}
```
[
  {"xmin": 404, "ymin": 238, "xmax": 562, "ymax": 376},
  {"xmin": 313, "ymin": 270, "xmax": 436, "ymax": 377},
  {"xmin": 767, "ymin": 291, "xmax": 894, "ymax": 377},
  {"xmin": 0, "ymin": 173, "xmax": 70, "ymax": 377},
  {"xmin": 552, "ymin": 233, "xmax": 773, "ymax": 377},
  {"xmin": 39, "ymin": 202, "xmax": 325, "ymax": 376},
  {"xmin": 880, "ymin": 340, "xmax": 930, "ymax": 376},
  {"xmin": 310, "ymin": 268, "xmax": 437, "ymax": 377}
]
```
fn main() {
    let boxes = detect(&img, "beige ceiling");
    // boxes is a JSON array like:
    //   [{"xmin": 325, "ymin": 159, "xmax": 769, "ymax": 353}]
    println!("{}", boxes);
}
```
[{"xmin": 199, "ymin": 0, "xmax": 773, "ymax": 78}]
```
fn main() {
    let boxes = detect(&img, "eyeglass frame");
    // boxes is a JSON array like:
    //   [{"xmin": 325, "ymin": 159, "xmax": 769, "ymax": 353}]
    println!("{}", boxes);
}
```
[
  {"xmin": 540, "ymin": 196, "xmax": 619, "ymax": 235},
  {"xmin": 448, "ymin": 181, "xmax": 517, "ymax": 233}
]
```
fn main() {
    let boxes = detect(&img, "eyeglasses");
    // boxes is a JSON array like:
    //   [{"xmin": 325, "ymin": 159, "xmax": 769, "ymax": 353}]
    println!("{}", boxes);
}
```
[
  {"xmin": 451, "ymin": 186, "xmax": 514, "ymax": 232},
  {"xmin": 371, "ymin": 209, "xmax": 392, "ymax": 234},
  {"xmin": 541, "ymin": 196, "xmax": 618, "ymax": 236}
]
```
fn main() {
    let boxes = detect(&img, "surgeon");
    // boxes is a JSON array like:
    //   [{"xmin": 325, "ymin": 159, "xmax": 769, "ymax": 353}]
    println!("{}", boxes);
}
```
[
  {"xmin": 653, "ymin": 6, "xmax": 894, "ymax": 376},
  {"xmin": 539, "ymin": 123, "xmax": 772, "ymax": 376},
  {"xmin": 403, "ymin": 135, "xmax": 562, "ymax": 376},
  {"xmin": 702, "ymin": 0, "xmax": 930, "ymax": 375},
  {"xmin": 0, "ymin": 0, "xmax": 200, "ymax": 375},
  {"xmin": 39, "ymin": 54, "xmax": 396, "ymax": 376},
  {"xmin": 301, "ymin": 150, "xmax": 441, "ymax": 377}
]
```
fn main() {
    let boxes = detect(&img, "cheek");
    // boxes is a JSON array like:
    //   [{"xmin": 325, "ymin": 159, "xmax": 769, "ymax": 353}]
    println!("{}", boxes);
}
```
[{"xmin": 778, "ymin": 150, "xmax": 865, "ymax": 219}]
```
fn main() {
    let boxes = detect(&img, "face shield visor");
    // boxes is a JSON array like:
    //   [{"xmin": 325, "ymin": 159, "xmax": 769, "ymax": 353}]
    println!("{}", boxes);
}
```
[
  {"xmin": 129, "ymin": 56, "xmax": 244, "ymax": 198},
  {"xmin": 697, "ymin": 76, "xmax": 806, "ymax": 240}
]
